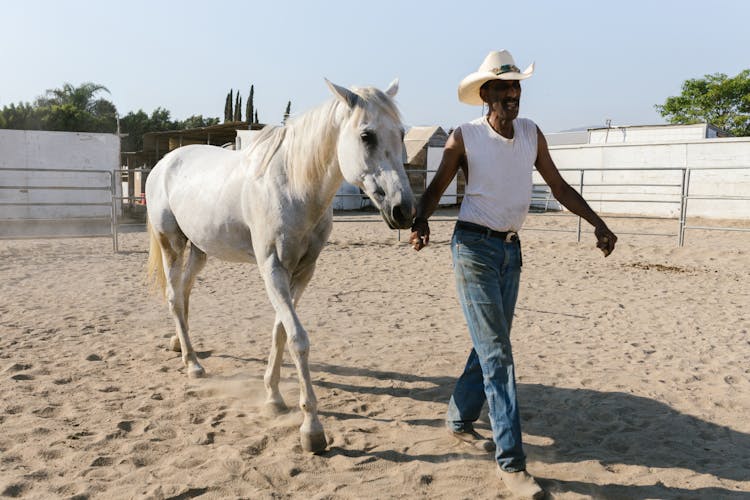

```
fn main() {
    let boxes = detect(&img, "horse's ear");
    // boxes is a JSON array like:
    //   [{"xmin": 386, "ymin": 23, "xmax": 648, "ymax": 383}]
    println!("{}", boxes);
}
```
[
  {"xmin": 385, "ymin": 78, "xmax": 399, "ymax": 98},
  {"xmin": 325, "ymin": 78, "xmax": 359, "ymax": 108}
]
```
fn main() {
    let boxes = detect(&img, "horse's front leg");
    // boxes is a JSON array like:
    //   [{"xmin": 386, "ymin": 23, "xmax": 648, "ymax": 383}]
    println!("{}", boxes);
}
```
[
  {"xmin": 264, "ymin": 260, "xmax": 317, "ymax": 413},
  {"xmin": 261, "ymin": 255, "xmax": 326, "ymax": 453}
]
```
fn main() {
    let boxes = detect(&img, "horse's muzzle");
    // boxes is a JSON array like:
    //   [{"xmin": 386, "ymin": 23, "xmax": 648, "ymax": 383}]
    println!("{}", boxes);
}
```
[{"xmin": 382, "ymin": 203, "xmax": 414, "ymax": 230}]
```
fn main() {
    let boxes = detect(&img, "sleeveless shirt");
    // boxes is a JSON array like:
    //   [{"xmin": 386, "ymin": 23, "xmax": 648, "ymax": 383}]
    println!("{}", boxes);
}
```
[{"xmin": 458, "ymin": 116, "xmax": 538, "ymax": 232}]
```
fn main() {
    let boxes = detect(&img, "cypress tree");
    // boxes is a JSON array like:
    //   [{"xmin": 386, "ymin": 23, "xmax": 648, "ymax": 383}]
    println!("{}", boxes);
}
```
[
  {"xmin": 254, "ymin": 109, "xmax": 258, "ymax": 124},
  {"xmin": 224, "ymin": 90, "xmax": 233, "ymax": 123},
  {"xmin": 283, "ymin": 101, "xmax": 291, "ymax": 124},
  {"xmin": 247, "ymin": 85, "xmax": 255, "ymax": 123},
  {"xmin": 234, "ymin": 94, "xmax": 242, "ymax": 122}
]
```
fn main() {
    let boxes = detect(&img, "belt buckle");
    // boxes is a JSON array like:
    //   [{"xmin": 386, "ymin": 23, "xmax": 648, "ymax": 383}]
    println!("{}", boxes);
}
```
[{"xmin": 505, "ymin": 232, "xmax": 518, "ymax": 243}]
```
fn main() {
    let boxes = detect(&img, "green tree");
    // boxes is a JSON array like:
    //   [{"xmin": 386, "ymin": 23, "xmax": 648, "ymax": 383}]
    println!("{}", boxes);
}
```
[
  {"xmin": 246, "ymin": 85, "xmax": 254, "ymax": 123},
  {"xmin": 0, "ymin": 102, "xmax": 43, "ymax": 130},
  {"xmin": 179, "ymin": 115, "xmax": 220, "ymax": 129},
  {"xmin": 119, "ymin": 110, "xmax": 150, "ymax": 151},
  {"xmin": 283, "ymin": 100, "xmax": 291, "ymax": 124},
  {"xmin": 37, "ymin": 82, "xmax": 117, "ymax": 132},
  {"xmin": 119, "ymin": 110, "xmax": 221, "ymax": 151},
  {"xmin": 148, "ymin": 107, "xmax": 178, "ymax": 131},
  {"xmin": 1, "ymin": 81, "xmax": 225, "ymax": 150},
  {"xmin": 0, "ymin": 82, "xmax": 117, "ymax": 133},
  {"xmin": 224, "ymin": 90, "xmax": 233, "ymax": 123},
  {"xmin": 234, "ymin": 93, "xmax": 242, "ymax": 122},
  {"xmin": 119, "ymin": 107, "xmax": 178, "ymax": 151},
  {"xmin": 43, "ymin": 103, "xmax": 88, "ymax": 132},
  {"xmin": 655, "ymin": 70, "xmax": 750, "ymax": 136}
]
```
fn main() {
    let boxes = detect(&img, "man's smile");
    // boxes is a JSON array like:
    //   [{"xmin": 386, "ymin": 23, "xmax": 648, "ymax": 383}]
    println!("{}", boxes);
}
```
[{"xmin": 503, "ymin": 98, "xmax": 519, "ymax": 109}]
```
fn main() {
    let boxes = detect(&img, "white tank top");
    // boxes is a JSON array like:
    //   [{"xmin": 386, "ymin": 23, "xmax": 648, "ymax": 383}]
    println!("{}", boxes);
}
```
[{"xmin": 458, "ymin": 117, "xmax": 538, "ymax": 232}]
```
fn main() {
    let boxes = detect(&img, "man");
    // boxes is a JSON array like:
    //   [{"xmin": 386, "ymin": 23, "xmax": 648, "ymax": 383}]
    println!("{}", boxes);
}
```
[{"xmin": 410, "ymin": 50, "xmax": 617, "ymax": 499}]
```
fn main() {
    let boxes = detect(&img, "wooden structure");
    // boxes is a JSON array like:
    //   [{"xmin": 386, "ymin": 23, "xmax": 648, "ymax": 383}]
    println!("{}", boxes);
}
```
[{"xmin": 403, "ymin": 126, "xmax": 465, "ymax": 202}]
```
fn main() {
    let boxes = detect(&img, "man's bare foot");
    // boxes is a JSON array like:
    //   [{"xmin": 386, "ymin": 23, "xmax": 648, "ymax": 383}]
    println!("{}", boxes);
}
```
[{"xmin": 497, "ymin": 467, "xmax": 545, "ymax": 499}]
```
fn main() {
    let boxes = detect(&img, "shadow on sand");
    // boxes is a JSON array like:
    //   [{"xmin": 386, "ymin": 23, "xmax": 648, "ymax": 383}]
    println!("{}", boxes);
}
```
[{"xmin": 309, "ymin": 361, "xmax": 750, "ymax": 499}]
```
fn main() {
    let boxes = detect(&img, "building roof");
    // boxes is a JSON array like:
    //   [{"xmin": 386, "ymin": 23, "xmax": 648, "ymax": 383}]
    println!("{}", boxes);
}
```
[
  {"xmin": 404, "ymin": 126, "xmax": 448, "ymax": 165},
  {"xmin": 141, "ymin": 122, "xmax": 266, "ymax": 152},
  {"xmin": 122, "ymin": 122, "xmax": 266, "ymax": 166}
]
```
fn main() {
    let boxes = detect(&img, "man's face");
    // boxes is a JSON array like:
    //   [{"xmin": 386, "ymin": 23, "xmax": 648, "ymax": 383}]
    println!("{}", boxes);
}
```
[{"xmin": 480, "ymin": 79, "xmax": 522, "ymax": 120}]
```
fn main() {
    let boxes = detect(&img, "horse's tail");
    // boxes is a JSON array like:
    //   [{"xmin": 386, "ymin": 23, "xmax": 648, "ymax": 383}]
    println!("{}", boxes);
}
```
[{"xmin": 145, "ymin": 218, "xmax": 167, "ymax": 299}]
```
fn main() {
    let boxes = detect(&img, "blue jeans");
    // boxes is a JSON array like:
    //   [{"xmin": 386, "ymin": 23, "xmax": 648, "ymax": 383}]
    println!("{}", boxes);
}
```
[{"xmin": 446, "ymin": 222, "xmax": 525, "ymax": 472}]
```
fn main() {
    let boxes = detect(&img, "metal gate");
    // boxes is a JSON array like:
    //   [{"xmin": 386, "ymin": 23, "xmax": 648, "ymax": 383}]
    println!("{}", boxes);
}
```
[{"xmin": 0, "ymin": 167, "xmax": 117, "ymax": 251}]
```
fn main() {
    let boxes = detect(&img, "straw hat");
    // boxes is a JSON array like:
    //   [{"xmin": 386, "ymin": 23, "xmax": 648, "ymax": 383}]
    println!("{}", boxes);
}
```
[{"xmin": 458, "ymin": 50, "xmax": 534, "ymax": 105}]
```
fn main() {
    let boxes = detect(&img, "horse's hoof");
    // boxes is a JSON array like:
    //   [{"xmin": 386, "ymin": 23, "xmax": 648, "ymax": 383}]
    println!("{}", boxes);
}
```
[
  {"xmin": 187, "ymin": 363, "xmax": 205, "ymax": 378},
  {"xmin": 169, "ymin": 336, "xmax": 181, "ymax": 352},
  {"xmin": 264, "ymin": 400, "xmax": 289, "ymax": 416},
  {"xmin": 300, "ymin": 430, "xmax": 327, "ymax": 453}
]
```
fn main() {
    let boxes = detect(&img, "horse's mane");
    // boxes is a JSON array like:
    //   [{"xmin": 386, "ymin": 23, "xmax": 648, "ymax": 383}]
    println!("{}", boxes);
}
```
[{"xmin": 246, "ymin": 87, "xmax": 401, "ymax": 198}]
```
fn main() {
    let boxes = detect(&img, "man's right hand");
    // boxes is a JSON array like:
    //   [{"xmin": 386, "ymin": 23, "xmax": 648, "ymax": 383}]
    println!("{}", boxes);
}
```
[{"xmin": 410, "ymin": 217, "xmax": 430, "ymax": 251}]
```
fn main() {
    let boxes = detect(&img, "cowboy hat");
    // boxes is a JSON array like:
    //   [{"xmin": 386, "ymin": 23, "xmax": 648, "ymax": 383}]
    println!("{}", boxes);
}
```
[{"xmin": 458, "ymin": 50, "xmax": 534, "ymax": 106}]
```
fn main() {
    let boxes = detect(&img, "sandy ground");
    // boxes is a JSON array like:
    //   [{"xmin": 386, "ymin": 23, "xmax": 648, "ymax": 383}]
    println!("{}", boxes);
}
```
[{"xmin": 1, "ymin": 212, "xmax": 749, "ymax": 499}]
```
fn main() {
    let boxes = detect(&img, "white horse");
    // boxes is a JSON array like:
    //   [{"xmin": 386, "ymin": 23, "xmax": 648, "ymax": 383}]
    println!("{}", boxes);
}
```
[{"xmin": 145, "ymin": 79, "xmax": 414, "ymax": 453}]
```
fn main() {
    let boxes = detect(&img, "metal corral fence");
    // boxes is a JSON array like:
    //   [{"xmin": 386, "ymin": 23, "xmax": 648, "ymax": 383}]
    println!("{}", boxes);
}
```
[
  {"xmin": 678, "ymin": 167, "xmax": 750, "ymax": 244},
  {"xmin": 0, "ymin": 167, "xmax": 118, "ymax": 251},
  {"xmin": 536, "ymin": 166, "xmax": 750, "ymax": 246},
  {"xmin": 114, "ymin": 167, "xmax": 151, "ymax": 252},
  {"xmin": 392, "ymin": 166, "xmax": 750, "ymax": 246},
  {"xmin": 2, "ymin": 166, "xmax": 748, "ymax": 252}
]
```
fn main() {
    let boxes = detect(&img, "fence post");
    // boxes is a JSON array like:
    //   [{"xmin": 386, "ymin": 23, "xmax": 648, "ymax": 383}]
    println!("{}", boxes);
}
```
[
  {"xmin": 576, "ymin": 169, "xmax": 584, "ymax": 242},
  {"xmin": 110, "ymin": 170, "xmax": 119, "ymax": 253},
  {"xmin": 678, "ymin": 168, "xmax": 691, "ymax": 247},
  {"xmin": 677, "ymin": 168, "xmax": 686, "ymax": 247}
]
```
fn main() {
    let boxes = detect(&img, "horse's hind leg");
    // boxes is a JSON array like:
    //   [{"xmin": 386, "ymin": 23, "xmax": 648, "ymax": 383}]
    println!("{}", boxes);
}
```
[
  {"xmin": 170, "ymin": 243, "xmax": 207, "ymax": 351},
  {"xmin": 162, "ymin": 237, "xmax": 206, "ymax": 378},
  {"xmin": 263, "ymin": 317, "xmax": 288, "ymax": 414}
]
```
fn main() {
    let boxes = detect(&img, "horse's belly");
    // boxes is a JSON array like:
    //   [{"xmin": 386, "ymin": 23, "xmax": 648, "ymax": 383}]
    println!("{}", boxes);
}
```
[{"xmin": 187, "ymin": 224, "xmax": 256, "ymax": 263}]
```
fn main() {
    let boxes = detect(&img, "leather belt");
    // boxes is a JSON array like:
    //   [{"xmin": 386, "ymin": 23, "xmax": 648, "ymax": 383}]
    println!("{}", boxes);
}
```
[{"xmin": 456, "ymin": 220, "xmax": 519, "ymax": 242}]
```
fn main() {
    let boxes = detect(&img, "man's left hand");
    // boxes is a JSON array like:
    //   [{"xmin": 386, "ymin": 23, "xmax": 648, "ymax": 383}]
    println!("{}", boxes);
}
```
[
  {"xmin": 410, "ymin": 217, "xmax": 430, "ymax": 251},
  {"xmin": 595, "ymin": 224, "xmax": 617, "ymax": 257}
]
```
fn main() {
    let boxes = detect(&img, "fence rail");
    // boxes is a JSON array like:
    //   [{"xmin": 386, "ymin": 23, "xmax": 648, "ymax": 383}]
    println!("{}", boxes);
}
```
[
  {"xmin": 2, "ymin": 165, "xmax": 748, "ymax": 251},
  {"xmin": 0, "ymin": 167, "xmax": 117, "ymax": 251},
  {"xmin": 395, "ymin": 166, "xmax": 750, "ymax": 246}
]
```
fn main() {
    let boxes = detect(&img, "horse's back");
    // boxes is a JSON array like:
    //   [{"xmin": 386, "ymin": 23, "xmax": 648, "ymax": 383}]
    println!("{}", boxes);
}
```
[{"xmin": 146, "ymin": 145, "xmax": 255, "ymax": 262}]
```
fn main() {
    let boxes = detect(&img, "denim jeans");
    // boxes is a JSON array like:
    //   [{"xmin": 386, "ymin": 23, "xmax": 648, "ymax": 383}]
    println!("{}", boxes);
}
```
[{"xmin": 446, "ymin": 222, "xmax": 526, "ymax": 472}]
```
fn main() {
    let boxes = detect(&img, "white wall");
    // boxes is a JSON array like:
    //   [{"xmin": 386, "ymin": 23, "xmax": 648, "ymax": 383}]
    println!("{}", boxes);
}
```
[
  {"xmin": 235, "ymin": 129, "xmax": 262, "ymax": 150},
  {"xmin": 588, "ymin": 124, "xmax": 711, "ymax": 144},
  {"xmin": 0, "ymin": 130, "xmax": 120, "ymax": 220},
  {"xmin": 421, "ymin": 135, "xmax": 750, "ymax": 219},
  {"xmin": 546, "ymin": 137, "xmax": 750, "ymax": 219}
]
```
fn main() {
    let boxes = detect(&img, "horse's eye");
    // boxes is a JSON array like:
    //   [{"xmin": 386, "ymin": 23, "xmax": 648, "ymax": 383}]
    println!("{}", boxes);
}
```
[{"xmin": 360, "ymin": 130, "xmax": 377, "ymax": 149}]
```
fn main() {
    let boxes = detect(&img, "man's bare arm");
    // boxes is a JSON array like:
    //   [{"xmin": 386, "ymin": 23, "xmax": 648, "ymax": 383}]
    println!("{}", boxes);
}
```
[
  {"xmin": 410, "ymin": 128, "xmax": 465, "ymax": 250},
  {"xmin": 534, "ymin": 127, "xmax": 617, "ymax": 256}
]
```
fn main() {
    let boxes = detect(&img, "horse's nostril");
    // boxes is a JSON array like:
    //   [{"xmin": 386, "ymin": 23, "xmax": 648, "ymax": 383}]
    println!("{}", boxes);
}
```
[{"xmin": 391, "ymin": 204, "xmax": 407, "ymax": 223}]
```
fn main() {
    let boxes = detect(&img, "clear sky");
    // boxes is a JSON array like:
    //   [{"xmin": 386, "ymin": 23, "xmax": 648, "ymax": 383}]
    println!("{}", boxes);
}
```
[{"xmin": 2, "ymin": 0, "xmax": 749, "ymax": 133}]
